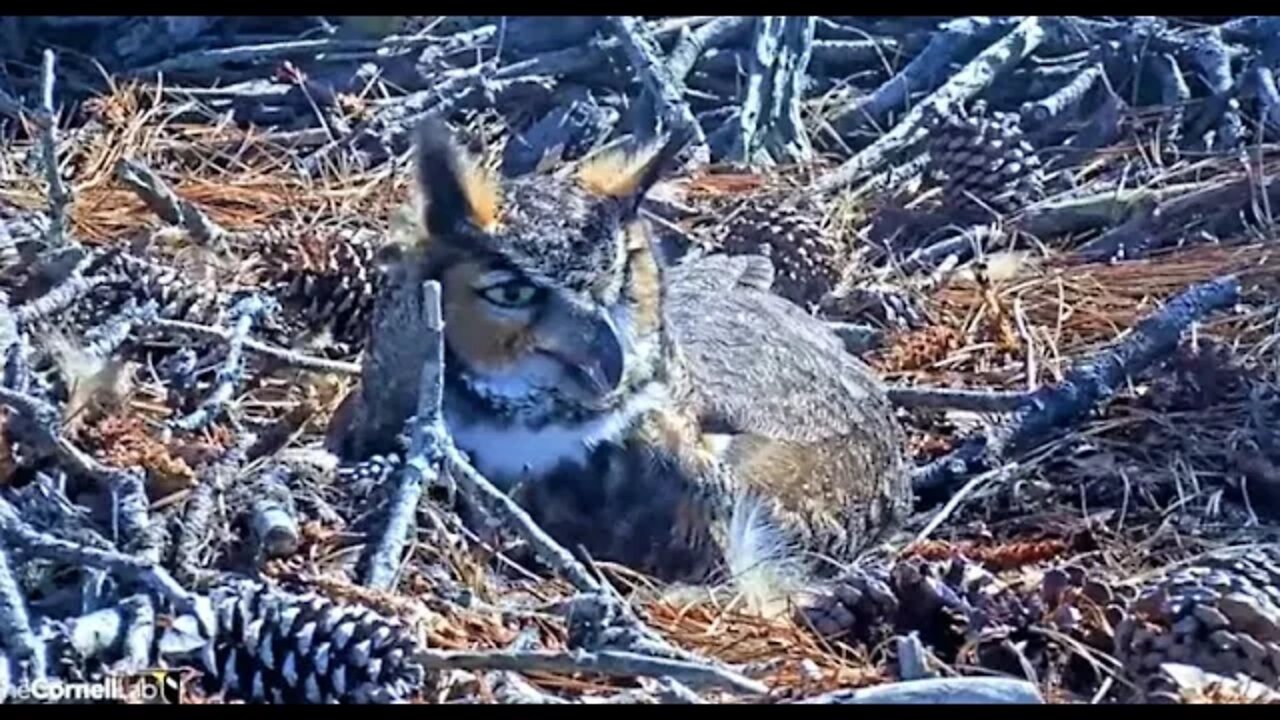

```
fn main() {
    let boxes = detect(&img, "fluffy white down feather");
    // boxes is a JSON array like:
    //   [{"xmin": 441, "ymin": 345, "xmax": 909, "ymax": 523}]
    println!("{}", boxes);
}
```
[{"xmin": 720, "ymin": 491, "xmax": 811, "ymax": 618}]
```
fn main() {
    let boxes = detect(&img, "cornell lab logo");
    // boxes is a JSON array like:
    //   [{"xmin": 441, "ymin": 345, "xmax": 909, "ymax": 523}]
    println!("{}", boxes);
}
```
[
  {"xmin": 123, "ymin": 670, "xmax": 186, "ymax": 704},
  {"xmin": 2, "ymin": 669, "xmax": 186, "ymax": 704}
]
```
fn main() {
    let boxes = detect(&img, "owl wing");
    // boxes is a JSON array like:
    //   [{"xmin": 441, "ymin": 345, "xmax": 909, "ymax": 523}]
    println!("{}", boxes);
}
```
[
  {"xmin": 664, "ymin": 251, "xmax": 775, "ymax": 295},
  {"xmin": 664, "ymin": 261, "xmax": 893, "ymax": 445}
]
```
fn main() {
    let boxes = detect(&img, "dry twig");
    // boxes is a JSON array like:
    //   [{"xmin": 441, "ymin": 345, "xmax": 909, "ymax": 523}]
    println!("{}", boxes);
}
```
[
  {"xmin": 362, "ymin": 281, "xmax": 446, "ymax": 591},
  {"xmin": 415, "ymin": 647, "xmax": 768, "ymax": 696},
  {"xmin": 37, "ymin": 50, "xmax": 71, "ymax": 248}
]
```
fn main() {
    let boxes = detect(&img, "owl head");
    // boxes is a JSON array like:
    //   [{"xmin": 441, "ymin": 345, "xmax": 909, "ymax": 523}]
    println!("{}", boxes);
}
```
[{"xmin": 408, "ymin": 117, "xmax": 688, "ymax": 417}]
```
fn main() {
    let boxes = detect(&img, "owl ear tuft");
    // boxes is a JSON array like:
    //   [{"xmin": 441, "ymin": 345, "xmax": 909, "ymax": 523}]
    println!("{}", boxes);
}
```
[
  {"xmin": 414, "ymin": 116, "xmax": 502, "ymax": 235},
  {"xmin": 577, "ymin": 127, "xmax": 691, "ymax": 211}
]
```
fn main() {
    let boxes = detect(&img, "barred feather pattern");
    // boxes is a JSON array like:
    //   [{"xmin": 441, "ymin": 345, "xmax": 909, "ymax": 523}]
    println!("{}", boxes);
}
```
[{"xmin": 177, "ymin": 579, "xmax": 427, "ymax": 704}]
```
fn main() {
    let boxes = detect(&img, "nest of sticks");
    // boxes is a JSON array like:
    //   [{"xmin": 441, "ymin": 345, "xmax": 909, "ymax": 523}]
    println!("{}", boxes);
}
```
[{"xmin": 1, "ymin": 15, "xmax": 1279, "ymax": 706}]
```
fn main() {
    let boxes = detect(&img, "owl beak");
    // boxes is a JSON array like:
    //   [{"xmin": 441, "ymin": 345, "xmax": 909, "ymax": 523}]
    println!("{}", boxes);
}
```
[{"xmin": 540, "ymin": 307, "xmax": 626, "ymax": 397}]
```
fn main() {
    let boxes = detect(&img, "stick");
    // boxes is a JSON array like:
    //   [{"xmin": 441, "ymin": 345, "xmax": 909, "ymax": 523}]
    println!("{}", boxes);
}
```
[
  {"xmin": 1150, "ymin": 52, "xmax": 1190, "ymax": 155},
  {"xmin": 0, "ymin": 384, "xmax": 156, "ymax": 557},
  {"xmin": 830, "ymin": 17, "xmax": 1012, "ymax": 135},
  {"xmin": 890, "ymin": 224, "xmax": 1001, "ymax": 276},
  {"xmin": 37, "ymin": 49, "xmax": 70, "ymax": 248},
  {"xmin": 2, "ymin": 390, "xmax": 112, "ymax": 491},
  {"xmin": 414, "ymin": 647, "xmax": 768, "ymax": 696},
  {"xmin": 247, "ymin": 465, "xmax": 301, "ymax": 561},
  {"xmin": 501, "ymin": 92, "xmax": 619, "ymax": 177},
  {"xmin": 912, "ymin": 463, "xmax": 1021, "ymax": 544},
  {"xmin": 171, "ymin": 482, "xmax": 218, "ymax": 587},
  {"xmin": 81, "ymin": 300, "xmax": 157, "ymax": 360},
  {"xmin": 115, "ymin": 158, "xmax": 229, "ymax": 250},
  {"xmin": 816, "ymin": 17, "xmax": 1046, "ymax": 194},
  {"xmin": 625, "ymin": 17, "xmax": 750, "ymax": 167},
  {"xmin": 847, "ymin": 152, "xmax": 931, "ymax": 201},
  {"xmin": 1251, "ymin": 65, "xmax": 1280, "ymax": 138},
  {"xmin": 172, "ymin": 294, "xmax": 271, "ymax": 432},
  {"xmin": 1185, "ymin": 29, "xmax": 1244, "ymax": 152},
  {"xmin": 148, "ymin": 317, "xmax": 360, "ymax": 375},
  {"xmin": 0, "ymin": 381, "xmax": 159, "ymax": 560},
  {"xmin": 13, "ymin": 274, "xmax": 112, "ymax": 328},
  {"xmin": 911, "ymin": 275, "xmax": 1242, "ymax": 496},
  {"xmin": 1016, "ymin": 181, "xmax": 1206, "ymax": 239},
  {"xmin": 729, "ymin": 17, "xmax": 817, "ymax": 165},
  {"xmin": 0, "ymin": 546, "xmax": 46, "ymax": 682},
  {"xmin": 363, "ymin": 281, "xmax": 446, "ymax": 591},
  {"xmin": 994, "ymin": 276, "xmax": 1240, "ymax": 455},
  {"xmin": 1019, "ymin": 62, "xmax": 1102, "ymax": 127},
  {"xmin": 444, "ymin": 447, "xmax": 603, "ymax": 596},
  {"xmin": 483, "ymin": 627, "xmax": 573, "ymax": 704},
  {"xmin": 810, "ymin": 37, "xmax": 901, "ymax": 69},
  {"xmin": 126, "ymin": 34, "xmax": 450, "ymax": 77},
  {"xmin": 795, "ymin": 677, "xmax": 1044, "ymax": 704},
  {"xmin": 110, "ymin": 469, "xmax": 160, "ymax": 563},
  {"xmin": 1073, "ymin": 196, "xmax": 1159, "ymax": 263},
  {"xmin": 667, "ymin": 16, "xmax": 752, "ymax": 81},
  {"xmin": 0, "ymin": 495, "xmax": 204, "ymax": 622},
  {"xmin": 886, "ymin": 386, "xmax": 1032, "ymax": 413},
  {"xmin": 606, "ymin": 16, "xmax": 709, "ymax": 163}
]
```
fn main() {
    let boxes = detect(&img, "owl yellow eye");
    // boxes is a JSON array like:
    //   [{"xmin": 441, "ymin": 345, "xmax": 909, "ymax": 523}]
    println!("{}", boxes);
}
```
[{"xmin": 480, "ymin": 282, "xmax": 539, "ymax": 308}]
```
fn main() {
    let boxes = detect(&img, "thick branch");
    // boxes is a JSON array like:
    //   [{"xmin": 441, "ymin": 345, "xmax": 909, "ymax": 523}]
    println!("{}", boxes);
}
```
[
  {"xmin": 831, "ymin": 17, "xmax": 1011, "ymax": 134},
  {"xmin": 913, "ymin": 275, "xmax": 1242, "ymax": 496},
  {"xmin": 362, "ymin": 281, "xmax": 446, "ymax": 591},
  {"xmin": 606, "ymin": 16, "xmax": 709, "ymax": 163},
  {"xmin": 37, "ymin": 50, "xmax": 71, "ymax": 248},
  {"xmin": 796, "ymin": 677, "xmax": 1044, "ymax": 704},
  {"xmin": 414, "ymin": 647, "xmax": 768, "ymax": 696},
  {"xmin": 816, "ymin": 17, "xmax": 1046, "ymax": 194},
  {"xmin": 116, "ymin": 158, "xmax": 229, "ymax": 249},
  {"xmin": 886, "ymin": 385, "xmax": 1032, "ymax": 413},
  {"xmin": 1019, "ymin": 62, "xmax": 1102, "ymax": 127},
  {"xmin": 0, "ymin": 546, "xmax": 46, "ymax": 682}
]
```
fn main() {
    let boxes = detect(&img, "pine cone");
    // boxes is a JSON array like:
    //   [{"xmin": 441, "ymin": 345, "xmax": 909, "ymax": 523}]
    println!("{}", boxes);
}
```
[
  {"xmin": 257, "ymin": 229, "xmax": 380, "ymax": 347},
  {"xmin": 337, "ymin": 454, "xmax": 401, "ymax": 502},
  {"xmin": 712, "ymin": 193, "xmax": 843, "ymax": 307},
  {"xmin": 162, "ymin": 579, "xmax": 427, "ymax": 704},
  {"xmin": 927, "ymin": 104, "xmax": 1045, "ymax": 218},
  {"xmin": 1114, "ymin": 549, "xmax": 1280, "ymax": 701},
  {"xmin": 804, "ymin": 556, "xmax": 1116, "ymax": 689},
  {"xmin": 93, "ymin": 250, "xmax": 226, "ymax": 325}
]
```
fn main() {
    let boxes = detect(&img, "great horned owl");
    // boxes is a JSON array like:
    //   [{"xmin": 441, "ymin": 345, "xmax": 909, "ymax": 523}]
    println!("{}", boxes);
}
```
[{"xmin": 371, "ymin": 117, "xmax": 911, "ymax": 608}]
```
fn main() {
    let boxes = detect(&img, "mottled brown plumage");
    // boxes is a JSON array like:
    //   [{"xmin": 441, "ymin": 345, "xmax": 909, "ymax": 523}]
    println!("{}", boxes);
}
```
[
  {"xmin": 665, "ymin": 257, "xmax": 912, "ymax": 569},
  {"xmin": 377, "ymin": 116, "xmax": 911, "ymax": 606}
]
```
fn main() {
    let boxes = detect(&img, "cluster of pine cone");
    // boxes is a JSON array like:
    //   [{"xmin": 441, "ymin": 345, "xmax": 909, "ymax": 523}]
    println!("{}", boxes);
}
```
[{"xmin": 805, "ymin": 546, "xmax": 1280, "ymax": 702}]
